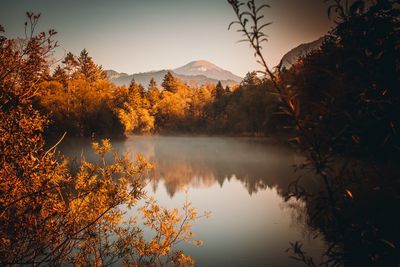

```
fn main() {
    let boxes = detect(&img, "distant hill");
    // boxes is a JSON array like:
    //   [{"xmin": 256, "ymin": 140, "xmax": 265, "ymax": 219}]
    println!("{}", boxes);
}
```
[
  {"xmin": 173, "ymin": 60, "xmax": 242, "ymax": 83},
  {"xmin": 105, "ymin": 60, "xmax": 241, "ymax": 88},
  {"xmin": 280, "ymin": 37, "xmax": 325, "ymax": 70}
]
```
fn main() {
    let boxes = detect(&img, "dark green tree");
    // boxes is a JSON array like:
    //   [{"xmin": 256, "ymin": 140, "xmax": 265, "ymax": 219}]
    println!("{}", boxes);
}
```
[
  {"xmin": 241, "ymin": 71, "xmax": 261, "ymax": 87},
  {"xmin": 213, "ymin": 81, "xmax": 225, "ymax": 99}
]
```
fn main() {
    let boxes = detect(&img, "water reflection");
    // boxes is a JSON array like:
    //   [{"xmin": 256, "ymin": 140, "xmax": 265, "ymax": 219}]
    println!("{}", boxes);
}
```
[
  {"xmin": 122, "ymin": 136, "xmax": 303, "ymax": 197},
  {"xmin": 58, "ymin": 135, "xmax": 325, "ymax": 266}
]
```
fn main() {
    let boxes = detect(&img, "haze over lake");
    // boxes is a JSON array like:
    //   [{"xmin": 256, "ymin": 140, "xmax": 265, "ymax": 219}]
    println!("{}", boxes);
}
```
[{"xmin": 59, "ymin": 135, "xmax": 326, "ymax": 266}]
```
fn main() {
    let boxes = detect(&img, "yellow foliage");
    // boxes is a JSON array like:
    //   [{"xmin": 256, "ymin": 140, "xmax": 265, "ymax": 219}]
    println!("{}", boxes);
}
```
[
  {"xmin": 116, "ymin": 194, "xmax": 208, "ymax": 266},
  {"xmin": 1, "ymin": 16, "xmax": 206, "ymax": 266}
]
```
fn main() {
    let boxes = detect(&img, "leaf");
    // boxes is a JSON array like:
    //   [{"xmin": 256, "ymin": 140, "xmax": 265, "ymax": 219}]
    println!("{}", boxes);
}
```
[
  {"xmin": 345, "ymin": 189, "xmax": 353, "ymax": 199},
  {"xmin": 241, "ymin": 11, "xmax": 254, "ymax": 19},
  {"xmin": 288, "ymin": 99, "xmax": 296, "ymax": 111},
  {"xmin": 259, "ymin": 22, "xmax": 272, "ymax": 32},
  {"xmin": 256, "ymin": 4, "xmax": 271, "ymax": 13},
  {"xmin": 228, "ymin": 21, "xmax": 240, "ymax": 30},
  {"xmin": 256, "ymin": 15, "xmax": 265, "ymax": 23},
  {"xmin": 381, "ymin": 239, "xmax": 396, "ymax": 249},
  {"xmin": 236, "ymin": 39, "xmax": 250, "ymax": 44},
  {"xmin": 352, "ymin": 135, "xmax": 360, "ymax": 143}
]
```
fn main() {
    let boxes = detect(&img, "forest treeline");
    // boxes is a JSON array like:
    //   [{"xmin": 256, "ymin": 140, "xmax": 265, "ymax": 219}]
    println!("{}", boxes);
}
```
[
  {"xmin": 0, "ymin": 13, "xmax": 205, "ymax": 266},
  {"xmin": 227, "ymin": 0, "xmax": 400, "ymax": 266},
  {"xmin": 2, "ymin": 0, "xmax": 400, "ymax": 265},
  {"xmin": 37, "ymin": 51, "xmax": 282, "ymax": 137}
]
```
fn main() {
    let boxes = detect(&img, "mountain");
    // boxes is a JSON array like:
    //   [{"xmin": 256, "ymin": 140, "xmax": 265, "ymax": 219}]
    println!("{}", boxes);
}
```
[
  {"xmin": 280, "ymin": 36, "xmax": 325, "ymax": 70},
  {"xmin": 105, "ymin": 70, "xmax": 129, "ymax": 81},
  {"xmin": 105, "ymin": 60, "xmax": 242, "ymax": 88},
  {"xmin": 173, "ymin": 60, "xmax": 242, "ymax": 83}
]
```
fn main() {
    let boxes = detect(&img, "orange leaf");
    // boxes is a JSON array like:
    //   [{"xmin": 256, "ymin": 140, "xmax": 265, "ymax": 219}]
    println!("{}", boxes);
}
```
[{"xmin": 345, "ymin": 189, "xmax": 353, "ymax": 199}]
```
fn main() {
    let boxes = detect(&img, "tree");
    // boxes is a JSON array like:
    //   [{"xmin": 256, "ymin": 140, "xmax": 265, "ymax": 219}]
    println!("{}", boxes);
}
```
[
  {"xmin": 188, "ymin": 86, "xmax": 212, "ymax": 129},
  {"xmin": 62, "ymin": 51, "xmax": 79, "ymax": 79},
  {"xmin": 1, "ymin": 14, "xmax": 204, "ymax": 265},
  {"xmin": 52, "ymin": 65, "xmax": 68, "ymax": 87},
  {"xmin": 115, "ymin": 78, "xmax": 156, "ymax": 134},
  {"xmin": 212, "ymin": 81, "xmax": 225, "ymax": 99},
  {"xmin": 39, "ymin": 48, "xmax": 126, "ymax": 137},
  {"xmin": 228, "ymin": 0, "xmax": 400, "ymax": 266},
  {"xmin": 149, "ymin": 77, "xmax": 157, "ymax": 90},
  {"xmin": 77, "ymin": 49, "xmax": 102, "ymax": 82},
  {"xmin": 147, "ymin": 77, "xmax": 161, "ymax": 109},
  {"xmin": 127, "ymin": 79, "xmax": 143, "ymax": 108},
  {"xmin": 162, "ymin": 71, "xmax": 179, "ymax": 93},
  {"xmin": 39, "ymin": 74, "xmax": 122, "ymax": 136},
  {"xmin": 241, "ymin": 71, "xmax": 261, "ymax": 87}
]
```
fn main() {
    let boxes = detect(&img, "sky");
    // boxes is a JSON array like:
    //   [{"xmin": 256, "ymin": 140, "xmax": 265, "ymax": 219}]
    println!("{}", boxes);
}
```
[{"xmin": 0, "ymin": 0, "xmax": 333, "ymax": 77}]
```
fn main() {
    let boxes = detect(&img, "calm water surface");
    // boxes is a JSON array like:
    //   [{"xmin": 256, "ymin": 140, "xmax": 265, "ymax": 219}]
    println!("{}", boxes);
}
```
[{"xmin": 59, "ymin": 135, "xmax": 326, "ymax": 267}]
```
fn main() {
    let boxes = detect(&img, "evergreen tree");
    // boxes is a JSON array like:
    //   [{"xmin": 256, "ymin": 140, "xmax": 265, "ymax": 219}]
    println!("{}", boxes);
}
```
[
  {"xmin": 162, "ymin": 71, "xmax": 179, "ymax": 93},
  {"xmin": 213, "ymin": 81, "xmax": 225, "ymax": 99},
  {"xmin": 139, "ymin": 84, "xmax": 146, "ymax": 98},
  {"xmin": 77, "ymin": 49, "xmax": 101, "ymax": 81},
  {"xmin": 147, "ymin": 78, "xmax": 160, "ymax": 108},
  {"xmin": 62, "ymin": 52, "xmax": 79, "ymax": 78},
  {"xmin": 241, "ymin": 71, "xmax": 261, "ymax": 87},
  {"xmin": 52, "ymin": 65, "xmax": 68, "ymax": 87},
  {"xmin": 148, "ymin": 77, "xmax": 157, "ymax": 90},
  {"xmin": 127, "ymin": 79, "xmax": 143, "ymax": 108}
]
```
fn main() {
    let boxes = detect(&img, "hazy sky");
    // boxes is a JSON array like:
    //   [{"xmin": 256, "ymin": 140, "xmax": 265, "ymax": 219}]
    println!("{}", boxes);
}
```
[{"xmin": 0, "ymin": 0, "xmax": 333, "ymax": 77}]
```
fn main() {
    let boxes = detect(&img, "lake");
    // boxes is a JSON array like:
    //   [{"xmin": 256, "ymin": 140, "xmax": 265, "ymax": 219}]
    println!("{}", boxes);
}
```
[{"xmin": 59, "ymin": 135, "xmax": 326, "ymax": 266}]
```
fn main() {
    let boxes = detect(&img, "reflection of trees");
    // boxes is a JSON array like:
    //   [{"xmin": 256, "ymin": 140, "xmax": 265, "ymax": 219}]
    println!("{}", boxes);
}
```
[
  {"xmin": 285, "ymin": 163, "xmax": 400, "ymax": 266},
  {"xmin": 123, "ymin": 136, "xmax": 301, "ymax": 197}
]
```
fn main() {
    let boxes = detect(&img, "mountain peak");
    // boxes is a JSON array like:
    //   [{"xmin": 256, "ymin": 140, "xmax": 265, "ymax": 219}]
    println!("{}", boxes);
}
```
[
  {"xmin": 280, "ymin": 36, "xmax": 325, "ymax": 70},
  {"xmin": 184, "ymin": 60, "xmax": 217, "ymax": 68},
  {"xmin": 106, "ymin": 60, "xmax": 242, "ymax": 88},
  {"xmin": 174, "ymin": 60, "xmax": 242, "ymax": 82}
]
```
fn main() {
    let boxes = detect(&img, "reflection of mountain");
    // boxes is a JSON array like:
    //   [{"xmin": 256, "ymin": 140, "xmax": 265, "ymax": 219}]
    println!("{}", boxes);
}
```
[{"xmin": 123, "ymin": 136, "xmax": 303, "ymax": 197}]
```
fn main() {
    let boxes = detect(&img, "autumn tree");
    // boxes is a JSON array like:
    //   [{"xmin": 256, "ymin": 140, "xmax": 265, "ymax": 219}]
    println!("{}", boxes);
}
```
[
  {"xmin": 77, "ymin": 48, "xmax": 105, "ymax": 82},
  {"xmin": 162, "ymin": 71, "xmax": 179, "ymax": 93},
  {"xmin": 147, "ymin": 77, "xmax": 161, "ymax": 108},
  {"xmin": 62, "ymin": 51, "xmax": 79, "ymax": 79},
  {"xmin": 127, "ymin": 79, "xmax": 143, "ymax": 108},
  {"xmin": 38, "ymin": 49, "xmax": 124, "ymax": 137},
  {"xmin": 187, "ymin": 86, "xmax": 212, "ymax": 130},
  {"xmin": 115, "ymin": 78, "xmax": 155, "ymax": 134},
  {"xmin": 1, "ymin": 14, "xmax": 205, "ymax": 265},
  {"xmin": 52, "ymin": 65, "xmax": 68, "ymax": 87}
]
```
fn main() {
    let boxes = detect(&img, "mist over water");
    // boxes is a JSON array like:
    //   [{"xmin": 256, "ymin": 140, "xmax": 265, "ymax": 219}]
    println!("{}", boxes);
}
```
[{"xmin": 58, "ymin": 135, "xmax": 326, "ymax": 266}]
